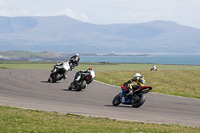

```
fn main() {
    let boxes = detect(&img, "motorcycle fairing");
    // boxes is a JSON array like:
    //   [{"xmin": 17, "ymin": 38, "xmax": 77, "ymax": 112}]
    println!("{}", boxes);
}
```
[
  {"xmin": 121, "ymin": 84, "xmax": 129, "ymax": 91},
  {"xmin": 133, "ymin": 86, "xmax": 152, "ymax": 94},
  {"xmin": 62, "ymin": 61, "xmax": 70, "ymax": 71},
  {"xmin": 90, "ymin": 71, "xmax": 95, "ymax": 79}
]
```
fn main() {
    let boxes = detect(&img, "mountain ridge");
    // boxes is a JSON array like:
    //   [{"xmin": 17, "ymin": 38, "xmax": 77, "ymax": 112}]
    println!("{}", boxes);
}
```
[{"xmin": 0, "ymin": 16, "xmax": 200, "ymax": 53}]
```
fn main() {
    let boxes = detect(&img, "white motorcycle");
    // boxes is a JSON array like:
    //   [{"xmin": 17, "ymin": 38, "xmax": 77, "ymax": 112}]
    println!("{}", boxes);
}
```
[{"xmin": 48, "ymin": 61, "xmax": 72, "ymax": 83}]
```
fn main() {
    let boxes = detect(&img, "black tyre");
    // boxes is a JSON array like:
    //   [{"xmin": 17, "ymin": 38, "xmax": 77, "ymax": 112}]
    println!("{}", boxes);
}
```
[
  {"xmin": 132, "ymin": 94, "xmax": 146, "ymax": 108},
  {"xmin": 52, "ymin": 74, "xmax": 59, "ymax": 83},
  {"xmin": 112, "ymin": 93, "xmax": 121, "ymax": 106},
  {"xmin": 48, "ymin": 78, "xmax": 50, "ymax": 82},
  {"xmin": 76, "ymin": 80, "xmax": 86, "ymax": 91},
  {"xmin": 68, "ymin": 83, "xmax": 72, "ymax": 90}
]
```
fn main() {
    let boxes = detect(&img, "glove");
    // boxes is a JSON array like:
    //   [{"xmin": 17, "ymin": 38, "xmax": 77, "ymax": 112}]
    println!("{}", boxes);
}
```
[{"xmin": 127, "ymin": 90, "xmax": 133, "ymax": 96}]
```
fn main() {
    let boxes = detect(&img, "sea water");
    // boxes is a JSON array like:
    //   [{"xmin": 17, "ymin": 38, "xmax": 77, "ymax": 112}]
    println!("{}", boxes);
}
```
[{"xmin": 80, "ymin": 54, "xmax": 200, "ymax": 65}]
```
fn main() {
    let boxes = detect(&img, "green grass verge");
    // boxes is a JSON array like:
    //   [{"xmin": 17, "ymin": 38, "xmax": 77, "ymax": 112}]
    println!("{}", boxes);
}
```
[
  {"xmin": 1, "ymin": 61, "xmax": 200, "ymax": 71},
  {"xmin": 0, "ymin": 106, "xmax": 199, "ymax": 133},
  {"xmin": 75, "ymin": 62, "xmax": 200, "ymax": 71},
  {"xmin": 95, "ymin": 70, "xmax": 200, "ymax": 99}
]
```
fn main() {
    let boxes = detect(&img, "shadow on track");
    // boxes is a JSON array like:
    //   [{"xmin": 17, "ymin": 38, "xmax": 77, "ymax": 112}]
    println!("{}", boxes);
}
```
[
  {"xmin": 61, "ymin": 89, "xmax": 79, "ymax": 92},
  {"xmin": 105, "ymin": 105, "xmax": 132, "ymax": 108},
  {"xmin": 41, "ymin": 81, "xmax": 61, "ymax": 84}
]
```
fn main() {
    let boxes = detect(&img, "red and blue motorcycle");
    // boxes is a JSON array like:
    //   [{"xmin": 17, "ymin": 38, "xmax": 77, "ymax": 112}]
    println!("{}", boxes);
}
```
[{"xmin": 112, "ymin": 84, "xmax": 152, "ymax": 108}]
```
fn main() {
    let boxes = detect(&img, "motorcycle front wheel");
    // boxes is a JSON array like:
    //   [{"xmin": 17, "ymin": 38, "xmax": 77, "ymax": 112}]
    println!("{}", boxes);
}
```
[
  {"xmin": 131, "ymin": 94, "xmax": 146, "ymax": 108},
  {"xmin": 112, "ymin": 93, "xmax": 121, "ymax": 106},
  {"xmin": 68, "ymin": 83, "xmax": 72, "ymax": 90}
]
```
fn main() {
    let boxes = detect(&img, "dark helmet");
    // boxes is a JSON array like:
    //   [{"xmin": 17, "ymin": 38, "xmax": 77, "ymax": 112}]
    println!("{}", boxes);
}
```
[{"xmin": 88, "ymin": 67, "xmax": 94, "ymax": 71}]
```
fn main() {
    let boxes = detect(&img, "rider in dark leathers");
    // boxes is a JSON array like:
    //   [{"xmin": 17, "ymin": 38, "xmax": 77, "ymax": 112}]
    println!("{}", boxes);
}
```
[
  {"xmin": 74, "ymin": 67, "xmax": 94, "ymax": 84},
  {"xmin": 69, "ymin": 54, "xmax": 80, "ymax": 69}
]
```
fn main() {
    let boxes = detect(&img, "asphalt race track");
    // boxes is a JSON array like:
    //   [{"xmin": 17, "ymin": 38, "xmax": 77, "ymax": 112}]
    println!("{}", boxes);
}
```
[{"xmin": 0, "ymin": 69, "xmax": 200, "ymax": 127}]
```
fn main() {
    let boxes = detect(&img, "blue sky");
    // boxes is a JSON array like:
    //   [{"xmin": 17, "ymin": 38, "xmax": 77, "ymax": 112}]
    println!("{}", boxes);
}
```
[{"xmin": 0, "ymin": 0, "xmax": 200, "ymax": 29}]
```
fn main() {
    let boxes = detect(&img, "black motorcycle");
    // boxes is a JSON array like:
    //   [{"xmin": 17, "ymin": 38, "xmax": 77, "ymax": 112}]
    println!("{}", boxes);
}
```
[{"xmin": 68, "ymin": 71, "xmax": 95, "ymax": 91}]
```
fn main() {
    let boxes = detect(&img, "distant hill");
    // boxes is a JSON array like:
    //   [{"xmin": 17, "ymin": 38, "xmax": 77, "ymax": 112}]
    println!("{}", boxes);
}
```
[
  {"xmin": 0, "ymin": 50, "xmax": 105, "ymax": 61},
  {"xmin": 0, "ymin": 50, "xmax": 66, "ymax": 61},
  {"xmin": 0, "ymin": 16, "xmax": 200, "ymax": 53},
  {"xmin": 0, "ymin": 50, "xmax": 150, "ymax": 61}
]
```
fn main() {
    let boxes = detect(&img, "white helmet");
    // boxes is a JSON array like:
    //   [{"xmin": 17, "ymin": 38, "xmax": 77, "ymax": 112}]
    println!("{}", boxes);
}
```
[
  {"xmin": 134, "ymin": 73, "xmax": 141, "ymax": 78},
  {"xmin": 76, "ymin": 53, "xmax": 79, "ymax": 56}
]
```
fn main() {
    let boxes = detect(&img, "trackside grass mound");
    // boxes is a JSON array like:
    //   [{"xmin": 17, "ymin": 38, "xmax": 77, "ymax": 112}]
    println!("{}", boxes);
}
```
[{"xmin": 0, "ymin": 106, "xmax": 199, "ymax": 133}]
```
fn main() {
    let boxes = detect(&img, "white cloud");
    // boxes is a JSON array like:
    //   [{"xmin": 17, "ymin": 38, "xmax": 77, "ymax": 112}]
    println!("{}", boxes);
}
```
[
  {"xmin": 54, "ymin": 8, "xmax": 89, "ymax": 22},
  {"xmin": 64, "ymin": 8, "xmax": 77, "ymax": 19},
  {"xmin": 55, "ymin": 8, "xmax": 77, "ymax": 19},
  {"xmin": 81, "ymin": 14, "xmax": 89, "ymax": 22}
]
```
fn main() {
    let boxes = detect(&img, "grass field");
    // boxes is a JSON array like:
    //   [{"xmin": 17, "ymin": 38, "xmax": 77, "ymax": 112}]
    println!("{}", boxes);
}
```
[
  {"xmin": 0, "ymin": 106, "xmax": 199, "ymax": 133},
  {"xmin": 76, "ymin": 62, "xmax": 200, "ymax": 71},
  {"xmin": 1, "ymin": 61, "xmax": 200, "ymax": 71}
]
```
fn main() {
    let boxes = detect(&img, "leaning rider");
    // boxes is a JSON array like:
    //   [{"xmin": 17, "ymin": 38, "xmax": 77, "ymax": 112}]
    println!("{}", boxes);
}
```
[
  {"xmin": 152, "ymin": 65, "xmax": 157, "ymax": 70},
  {"xmin": 74, "ymin": 67, "xmax": 95, "ymax": 84},
  {"xmin": 123, "ymin": 73, "xmax": 146, "ymax": 97},
  {"xmin": 69, "ymin": 53, "xmax": 80, "ymax": 69},
  {"xmin": 51, "ymin": 62, "xmax": 67, "ymax": 79}
]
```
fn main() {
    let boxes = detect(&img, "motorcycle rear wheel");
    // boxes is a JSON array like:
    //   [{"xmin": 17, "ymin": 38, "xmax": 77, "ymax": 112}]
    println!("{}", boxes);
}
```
[
  {"xmin": 131, "ymin": 94, "xmax": 146, "ymax": 108},
  {"xmin": 76, "ymin": 80, "xmax": 86, "ymax": 91},
  {"xmin": 112, "ymin": 93, "xmax": 121, "ymax": 106},
  {"xmin": 52, "ymin": 74, "xmax": 59, "ymax": 83}
]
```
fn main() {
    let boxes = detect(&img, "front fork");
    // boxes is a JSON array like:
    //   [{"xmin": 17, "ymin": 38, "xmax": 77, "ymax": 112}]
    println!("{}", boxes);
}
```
[{"xmin": 121, "ymin": 90, "xmax": 131, "ymax": 103}]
